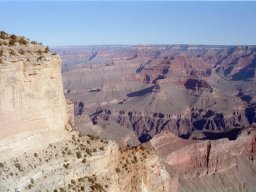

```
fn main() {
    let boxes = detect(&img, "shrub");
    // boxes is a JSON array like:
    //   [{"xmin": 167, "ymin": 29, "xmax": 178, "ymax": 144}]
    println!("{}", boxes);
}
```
[
  {"xmin": 18, "ymin": 49, "xmax": 25, "ymax": 55},
  {"xmin": 90, "ymin": 183, "xmax": 104, "ymax": 191},
  {"xmin": 99, "ymin": 146, "xmax": 104, "ymax": 151},
  {"xmin": 10, "ymin": 34, "xmax": 17, "ymax": 40},
  {"xmin": 9, "ymin": 50, "xmax": 15, "ymax": 56},
  {"xmin": 37, "ymin": 50, "xmax": 42, "ymax": 55},
  {"xmin": 37, "ymin": 56, "xmax": 43, "ymax": 61},
  {"xmin": 115, "ymin": 168, "xmax": 121, "ymax": 173},
  {"xmin": 44, "ymin": 46, "xmax": 49, "ymax": 53},
  {"xmin": 76, "ymin": 151, "xmax": 82, "ymax": 159},
  {"xmin": 34, "ymin": 153, "xmax": 38, "ymax": 158},
  {"xmin": 18, "ymin": 37, "xmax": 27, "ymax": 45},
  {"xmin": 27, "ymin": 184, "xmax": 33, "ymax": 189},
  {"xmin": 81, "ymin": 158, "xmax": 86, "ymax": 163},
  {"xmin": 63, "ymin": 163, "xmax": 69, "ymax": 169},
  {"xmin": 86, "ymin": 148, "xmax": 91, "ymax": 156},
  {"xmin": 0, "ymin": 50, "xmax": 3, "ymax": 57},
  {"xmin": 9, "ymin": 39, "xmax": 16, "ymax": 46},
  {"xmin": 14, "ymin": 163, "xmax": 22, "ymax": 171},
  {"xmin": 0, "ymin": 162, "xmax": 4, "ymax": 168},
  {"xmin": 0, "ymin": 31, "xmax": 7, "ymax": 39}
]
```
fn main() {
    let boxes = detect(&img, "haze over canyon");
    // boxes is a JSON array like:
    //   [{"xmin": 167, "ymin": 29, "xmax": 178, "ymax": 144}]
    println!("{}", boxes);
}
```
[{"xmin": 1, "ymin": 31, "xmax": 256, "ymax": 192}]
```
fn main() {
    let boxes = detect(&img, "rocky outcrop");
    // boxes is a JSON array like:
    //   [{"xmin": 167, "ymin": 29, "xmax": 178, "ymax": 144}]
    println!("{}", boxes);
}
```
[
  {"xmin": 151, "ymin": 127, "xmax": 256, "ymax": 192},
  {"xmin": 0, "ymin": 32, "xmax": 69, "ymax": 143},
  {"xmin": 92, "ymin": 108, "xmax": 250, "ymax": 142},
  {"xmin": 0, "ymin": 132, "xmax": 170, "ymax": 192}
]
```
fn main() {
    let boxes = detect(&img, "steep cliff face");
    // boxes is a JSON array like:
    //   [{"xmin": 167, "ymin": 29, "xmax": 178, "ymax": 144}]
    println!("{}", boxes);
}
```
[
  {"xmin": 0, "ymin": 32, "xmax": 68, "ymax": 144},
  {"xmin": 151, "ymin": 127, "xmax": 256, "ymax": 192},
  {"xmin": 91, "ymin": 108, "xmax": 249, "ymax": 142}
]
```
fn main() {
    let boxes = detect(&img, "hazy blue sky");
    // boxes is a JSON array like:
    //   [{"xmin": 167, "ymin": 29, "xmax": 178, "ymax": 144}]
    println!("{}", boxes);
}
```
[{"xmin": 0, "ymin": 1, "xmax": 256, "ymax": 46}]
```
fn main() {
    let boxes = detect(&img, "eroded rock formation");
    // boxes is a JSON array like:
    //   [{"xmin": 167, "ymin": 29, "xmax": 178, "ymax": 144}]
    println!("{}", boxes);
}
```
[
  {"xmin": 151, "ymin": 127, "xmax": 256, "ymax": 192},
  {"xmin": 57, "ymin": 45, "xmax": 256, "ymax": 143},
  {"xmin": 0, "ymin": 32, "xmax": 171, "ymax": 192}
]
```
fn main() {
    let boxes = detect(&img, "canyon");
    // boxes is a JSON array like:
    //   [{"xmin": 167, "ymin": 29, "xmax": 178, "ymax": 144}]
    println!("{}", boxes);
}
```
[
  {"xmin": 0, "ymin": 32, "xmax": 170, "ymax": 192},
  {"xmin": 57, "ymin": 45, "xmax": 256, "ymax": 143},
  {"xmin": 1, "ymin": 31, "xmax": 256, "ymax": 191},
  {"xmin": 55, "ymin": 44, "xmax": 256, "ymax": 191}
]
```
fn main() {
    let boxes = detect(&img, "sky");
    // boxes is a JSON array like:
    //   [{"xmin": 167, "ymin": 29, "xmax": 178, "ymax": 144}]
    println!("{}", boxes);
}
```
[{"xmin": 0, "ymin": 1, "xmax": 256, "ymax": 46}]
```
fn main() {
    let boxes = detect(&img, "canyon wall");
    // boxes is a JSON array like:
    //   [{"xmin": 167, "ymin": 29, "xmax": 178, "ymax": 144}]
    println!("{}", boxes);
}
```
[
  {"xmin": 0, "ymin": 33, "xmax": 171, "ymax": 192},
  {"xmin": 151, "ymin": 127, "xmax": 256, "ymax": 192},
  {"xmin": 0, "ymin": 34, "xmax": 69, "ymax": 142}
]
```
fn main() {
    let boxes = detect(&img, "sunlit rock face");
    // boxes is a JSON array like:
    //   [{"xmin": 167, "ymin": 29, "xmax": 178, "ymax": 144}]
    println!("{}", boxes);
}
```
[{"xmin": 0, "ymin": 33, "xmax": 69, "ymax": 145}]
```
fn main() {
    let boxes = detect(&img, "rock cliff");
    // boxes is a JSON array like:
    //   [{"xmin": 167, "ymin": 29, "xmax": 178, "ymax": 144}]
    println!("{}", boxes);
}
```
[
  {"xmin": 151, "ymin": 127, "xmax": 256, "ymax": 192},
  {"xmin": 0, "ymin": 32, "xmax": 71, "ymax": 153}
]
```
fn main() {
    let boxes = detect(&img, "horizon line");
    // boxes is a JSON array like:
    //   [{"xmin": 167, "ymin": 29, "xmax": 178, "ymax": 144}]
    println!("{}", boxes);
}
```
[{"xmin": 50, "ymin": 43, "xmax": 256, "ymax": 48}]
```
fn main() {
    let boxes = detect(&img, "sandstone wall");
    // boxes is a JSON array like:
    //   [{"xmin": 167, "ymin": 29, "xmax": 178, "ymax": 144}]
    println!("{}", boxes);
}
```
[{"xmin": 0, "ymin": 42, "xmax": 68, "ymax": 140}]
